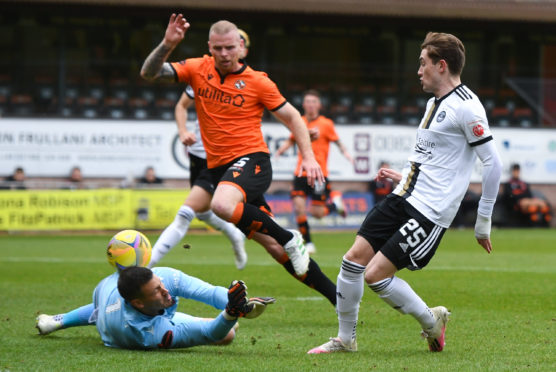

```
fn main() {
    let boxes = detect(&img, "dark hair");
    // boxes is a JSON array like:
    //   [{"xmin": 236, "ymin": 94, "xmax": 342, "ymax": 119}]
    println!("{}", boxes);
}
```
[
  {"xmin": 303, "ymin": 89, "xmax": 321, "ymax": 99},
  {"xmin": 117, "ymin": 266, "xmax": 153, "ymax": 302},
  {"xmin": 511, "ymin": 163, "xmax": 521, "ymax": 171},
  {"xmin": 421, "ymin": 32, "xmax": 466, "ymax": 76}
]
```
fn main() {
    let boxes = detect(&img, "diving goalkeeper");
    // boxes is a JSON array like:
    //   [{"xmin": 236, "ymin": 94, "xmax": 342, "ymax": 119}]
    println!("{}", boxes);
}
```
[{"xmin": 36, "ymin": 266, "xmax": 274, "ymax": 350}]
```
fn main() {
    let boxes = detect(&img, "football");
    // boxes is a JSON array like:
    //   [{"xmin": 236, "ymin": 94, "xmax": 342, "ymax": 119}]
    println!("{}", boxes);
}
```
[{"xmin": 106, "ymin": 230, "xmax": 152, "ymax": 270}]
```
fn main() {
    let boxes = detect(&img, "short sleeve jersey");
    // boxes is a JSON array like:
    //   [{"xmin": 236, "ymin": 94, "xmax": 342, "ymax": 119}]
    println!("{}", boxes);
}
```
[
  {"xmin": 171, "ymin": 56, "xmax": 287, "ymax": 168},
  {"xmin": 291, "ymin": 115, "xmax": 339, "ymax": 177},
  {"xmin": 393, "ymin": 84, "xmax": 493, "ymax": 227}
]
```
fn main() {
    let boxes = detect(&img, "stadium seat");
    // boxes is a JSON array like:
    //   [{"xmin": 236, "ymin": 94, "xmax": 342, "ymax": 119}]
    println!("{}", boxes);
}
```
[
  {"xmin": 128, "ymin": 97, "xmax": 151, "ymax": 120},
  {"xmin": 0, "ymin": 76, "xmax": 11, "ymax": 116},
  {"xmin": 353, "ymin": 103, "xmax": 375, "ymax": 125},
  {"xmin": 329, "ymin": 102, "xmax": 351, "ymax": 124},
  {"xmin": 400, "ymin": 105, "xmax": 421, "ymax": 126},
  {"xmin": 490, "ymin": 106, "xmax": 511, "ymax": 127},
  {"xmin": 108, "ymin": 77, "xmax": 130, "ymax": 101},
  {"xmin": 513, "ymin": 107, "xmax": 535, "ymax": 127},
  {"xmin": 85, "ymin": 77, "xmax": 106, "ymax": 101},
  {"xmin": 103, "ymin": 97, "xmax": 126, "ymax": 119},
  {"xmin": 10, "ymin": 94, "xmax": 34, "ymax": 116},
  {"xmin": 34, "ymin": 76, "xmax": 56, "ymax": 114},
  {"xmin": 76, "ymin": 96, "xmax": 100, "ymax": 119},
  {"xmin": 154, "ymin": 98, "xmax": 175, "ymax": 120},
  {"xmin": 478, "ymin": 87, "xmax": 496, "ymax": 114},
  {"xmin": 375, "ymin": 105, "xmax": 397, "ymax": 125}
]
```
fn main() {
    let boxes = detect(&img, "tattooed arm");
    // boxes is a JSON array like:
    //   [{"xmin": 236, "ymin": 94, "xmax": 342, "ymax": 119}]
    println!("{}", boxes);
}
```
[{"xmin": 140, "ymin": 13, "xmax": 190, "ymax": 82}]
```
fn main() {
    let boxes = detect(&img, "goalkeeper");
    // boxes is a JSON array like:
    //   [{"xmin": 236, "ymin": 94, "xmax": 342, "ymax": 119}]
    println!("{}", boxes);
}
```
[{"xmin": 36, "ymin": 266, "xmax": 274, "ymax": 350}]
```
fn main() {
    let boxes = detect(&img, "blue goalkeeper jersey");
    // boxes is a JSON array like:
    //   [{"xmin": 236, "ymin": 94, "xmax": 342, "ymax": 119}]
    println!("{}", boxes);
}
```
[{"xmin": 92, "ymin": 267, "xmax": 232, "ymax": 349}]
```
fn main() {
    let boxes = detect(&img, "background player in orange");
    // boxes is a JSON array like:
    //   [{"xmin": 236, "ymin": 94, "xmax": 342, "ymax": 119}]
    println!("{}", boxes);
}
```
[
  {"xmin": 275, "ymin": 89, "xmax": 353, "ymax": 254},
  {"xmin": 140, "ymin": 14, "xmax": 337, "ymax": 306}
]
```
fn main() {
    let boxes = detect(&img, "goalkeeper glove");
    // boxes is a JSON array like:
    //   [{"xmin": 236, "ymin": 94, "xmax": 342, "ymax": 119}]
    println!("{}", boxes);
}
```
[
  {"xmin": 225, "ymin": 280, "xmax": 253, "ymax": 318},
  {"xmin": 244, "ymin": 297, "xmax": 276, "ymax": 319}
]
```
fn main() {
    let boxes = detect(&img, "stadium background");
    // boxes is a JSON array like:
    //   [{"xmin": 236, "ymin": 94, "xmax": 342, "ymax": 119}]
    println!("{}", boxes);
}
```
[{"xmin": 1, "ymin": 0, "xmax": 555, "ymax": 230}]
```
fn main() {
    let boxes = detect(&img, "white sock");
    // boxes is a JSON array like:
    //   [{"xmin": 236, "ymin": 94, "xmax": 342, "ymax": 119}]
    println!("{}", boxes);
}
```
[
  {"xmin": 197, "ymin": 210, "xmax": 244, "ymax": 245},
  {"xmin": 148, "ymin": 205, "xmax": 195, "ymax": 268},
  {"xmin": 337, "ymin": 256, "xmax": 366, "ymax": 344},
  {"xmin": 369, "ymin": 276, "xmax": 435, "ymax": 329}
]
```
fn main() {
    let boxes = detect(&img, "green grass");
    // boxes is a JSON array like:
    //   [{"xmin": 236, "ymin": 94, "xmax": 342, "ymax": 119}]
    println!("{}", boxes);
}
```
[{"xmin": 0, "ymin": 229, "xmax": 554, "ymax": 371}]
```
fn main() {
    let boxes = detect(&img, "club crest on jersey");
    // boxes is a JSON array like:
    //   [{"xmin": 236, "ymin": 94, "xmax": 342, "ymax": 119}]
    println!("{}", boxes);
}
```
[
  {"xmin": 436, "ymin": 111, "xmax": 446, "ymax": 122},
  {"xmin": 234, "ymin": 80, "xmax": 246, "ymax": 90},
  {"xmin": 473, "ymin": 124, "xmax": 484, "ymax": 137}
]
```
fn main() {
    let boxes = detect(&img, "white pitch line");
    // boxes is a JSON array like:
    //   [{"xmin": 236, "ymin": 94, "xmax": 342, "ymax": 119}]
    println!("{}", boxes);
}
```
[{"xmin": 0, "ymin": 257, "xmax": 554, "ymax": 274}]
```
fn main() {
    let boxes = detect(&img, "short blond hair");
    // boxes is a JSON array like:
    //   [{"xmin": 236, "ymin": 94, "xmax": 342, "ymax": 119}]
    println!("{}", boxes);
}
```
[{"xmin": 209, "ymin": 20, "xmax": 239, "ymax": 38}]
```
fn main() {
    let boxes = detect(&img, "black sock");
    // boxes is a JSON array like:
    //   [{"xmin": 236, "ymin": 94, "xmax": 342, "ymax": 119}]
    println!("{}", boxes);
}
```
[
  {"xmin": 234, "ymin": 202, "xmax": 292, "ymax": 245},
  {"xmin": 282, "ymin": 258, "xmax": 336, "ymax": 306}
]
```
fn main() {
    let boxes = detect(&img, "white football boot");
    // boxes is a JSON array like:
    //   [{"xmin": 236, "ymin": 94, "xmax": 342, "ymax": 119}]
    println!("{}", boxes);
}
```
[
  {"xmin": 36, "ymin": 314, "xmax": 63, "ymax": 335},
  {"xmin": 421, "ymin": 306, "xmax": 451, "ymax": 352},
  {"xmin": 283, "ymin": 229, "xmax": 309, "ymax": 276},
  {"xmin": 307, "ymin": 337, "xmax": 357, "ymax": 354}
]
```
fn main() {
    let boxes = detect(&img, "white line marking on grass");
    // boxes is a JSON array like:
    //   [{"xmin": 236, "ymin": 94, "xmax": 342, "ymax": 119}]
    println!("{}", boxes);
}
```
[
  {"xmin": 427, "ymin": 265, "xmax": 555, "ymax": 274},
  {"xmin": 1, "ymin": 257, "xmax": 554, "ymax": 274},
  {"xmin": 290, "ymin": 297, "xmax": 324, "ymax": 301}
]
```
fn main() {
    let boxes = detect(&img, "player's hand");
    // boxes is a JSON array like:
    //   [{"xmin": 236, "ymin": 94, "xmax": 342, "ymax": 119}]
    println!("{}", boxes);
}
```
[
  {"xmin": 179, "ymin": 131, "xmax": 197, "ymax": 146},
  {"xmin": 474, "ymin": 214, "xmax": 492, "ymax": 253},
  {"xmin": 308, "ymin": 127, "xmax": 320, "ymax": 141},
  {"xmin": 476, "ymin": 238, "xmax": 492, "ymax": 254},
  {"xmin": 299, "ymin": 159, "xmax": 324, "ymax": 188},
  {"xmin": 377, "ymin": 168, "xmax": 402, "ymax": 183},
  {"xmin": 244, "ymin": 297, "xmax": 276, "ymax": 319},
  {"xmin": 163, "ymin": 13, "xmax": 190, "ymax": 48},
  {"xmin": 225, "ymin": 280, "xmax": 253, "ymax": 318}
]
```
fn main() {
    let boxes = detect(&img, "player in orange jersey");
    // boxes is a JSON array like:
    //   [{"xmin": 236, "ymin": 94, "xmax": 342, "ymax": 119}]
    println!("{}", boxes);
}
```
[
  {"xmin": 140, "ymin": 14, "xmax": 336, "ymax": 306},
  {"xmin": 148, "ymin": 30, "xmax": 251, "ymax": 271},
  {"xmin": 275, "ymin": 90, "xmax": 353, "ymax": 254}
]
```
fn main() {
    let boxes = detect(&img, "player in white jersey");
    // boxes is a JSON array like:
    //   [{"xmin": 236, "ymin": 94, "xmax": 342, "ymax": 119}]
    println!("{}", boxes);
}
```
[
  {"xmin": 148, "ymin": 30, "xmax": 252, "ymax": 270},
  {"xmin": 308, "ymin": 32, "xmax": 502, "ymax": 354}
]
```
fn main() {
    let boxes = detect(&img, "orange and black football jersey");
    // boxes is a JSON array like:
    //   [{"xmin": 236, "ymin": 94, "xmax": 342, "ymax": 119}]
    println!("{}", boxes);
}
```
[
  {"xmin": 171, "ymin": 56, "xmax": 286, "ymax": 168},
  {"xmin": 291, "ymin": 115, "xmax": 339, "ymax": 177}
]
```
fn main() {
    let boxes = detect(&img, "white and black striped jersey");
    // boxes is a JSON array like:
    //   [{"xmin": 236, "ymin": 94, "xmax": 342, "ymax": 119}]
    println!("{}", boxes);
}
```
[
  {"xmin": 183, "ymin": 85, "xmax": 207, "ymax": 159},
  {"xmin": 393, "ymin": 84, "xmax": 493, "ymax": 228}
]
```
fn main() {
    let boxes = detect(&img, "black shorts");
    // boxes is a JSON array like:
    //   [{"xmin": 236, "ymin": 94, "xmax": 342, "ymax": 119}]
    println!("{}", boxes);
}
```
[
  {"xmin": 208, "ymin": 152, "xmax": 273, "ymax": 213},
  {"xmin": 188, "ymin": 153, "xmax": 215, "ymax": 194},
  {"xmin": 358, "ymin": 194, "xmax": 446, "ymax": 271},
  {"xmin": 291, "ymin": 176, "xmax": 331, "ymax": 204}
]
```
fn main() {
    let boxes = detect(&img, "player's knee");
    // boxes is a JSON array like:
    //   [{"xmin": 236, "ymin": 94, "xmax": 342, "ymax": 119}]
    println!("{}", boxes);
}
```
[
  {"xmin": 311, "ymin": 209, "xmax": 326, "ymax": 219},
  {"xmin": 210, "ymin": 199, "xmax": 233, "ymax": 220}
]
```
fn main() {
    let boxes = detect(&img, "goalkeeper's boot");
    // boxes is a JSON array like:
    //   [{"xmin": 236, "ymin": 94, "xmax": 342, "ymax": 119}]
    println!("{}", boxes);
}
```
[
  {"xmin": 36, "ymin": 314, "xmax": 63, "ymax": 335},
  {"xmin": 307, "ymin": 337, "xmax": 357, "ymax": 354},
  {"xmin": 283, "ymin": 229, "xmax": 309, "ymax": 276},
  {"xmin": 421, "ymin": 306, "xmax": 450, "ymax": 352}
]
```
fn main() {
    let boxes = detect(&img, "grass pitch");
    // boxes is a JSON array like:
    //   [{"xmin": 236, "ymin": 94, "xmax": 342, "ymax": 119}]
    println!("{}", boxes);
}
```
[{"xmin": 0, "ymin": 228, "xmax": 554, "ymax": 371}]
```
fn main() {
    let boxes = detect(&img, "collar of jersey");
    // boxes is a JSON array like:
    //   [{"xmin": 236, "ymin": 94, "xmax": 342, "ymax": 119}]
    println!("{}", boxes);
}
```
[
  {"xmin": 435, "ymin": 83, "xmax": 464, "ymax": 104},
  {"xmin": 215, "ymin": 61, "xmax": 248, "ymax": 84}
]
